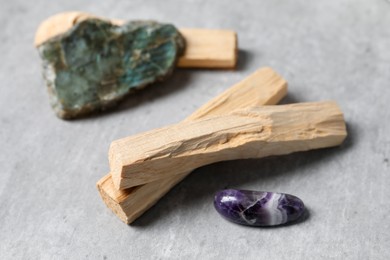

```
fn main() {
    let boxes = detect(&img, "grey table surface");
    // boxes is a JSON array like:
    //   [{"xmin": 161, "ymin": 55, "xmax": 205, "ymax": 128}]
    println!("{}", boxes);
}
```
[{"xmin": 1, "ymin": 0, "xmax": 389, "ymax": 259}]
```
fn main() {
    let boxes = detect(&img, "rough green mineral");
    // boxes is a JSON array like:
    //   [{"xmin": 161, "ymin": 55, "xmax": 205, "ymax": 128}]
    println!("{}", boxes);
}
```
[{"xmin": 37, "ymin": 18, "xmax": 185, "ymax": 119}]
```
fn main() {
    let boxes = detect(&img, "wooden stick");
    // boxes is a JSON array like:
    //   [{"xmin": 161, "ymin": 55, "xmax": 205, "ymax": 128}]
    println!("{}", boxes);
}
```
[
  {"xmin": 110, "ymin": 101, "xmax": 347, "ymax": 190},
  {"xmin": 97, "ymin": 67, "xmax": 288, "ymax": 224},
  {"xmin": 176, "ymin": 29, "xmax": 237, "ymax": 68},
  {"xmin": 97, "ymin": 172, "xmax": 188, "ymax": 224},
  {"xmin": 34, "ymin": 12, "xmax": 237, "ymax": 69}
]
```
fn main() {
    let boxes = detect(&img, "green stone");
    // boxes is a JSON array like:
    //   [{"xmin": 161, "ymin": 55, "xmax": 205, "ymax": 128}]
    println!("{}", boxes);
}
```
[{"xmin": 37, "ymin": 18, "xmax": 185, "ymax": 119}]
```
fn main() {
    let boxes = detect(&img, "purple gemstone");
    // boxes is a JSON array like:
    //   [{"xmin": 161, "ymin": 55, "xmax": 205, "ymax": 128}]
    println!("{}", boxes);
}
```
[{"xmin": 214, "ymin": 189, "xmax": 305, "ymax": 226}]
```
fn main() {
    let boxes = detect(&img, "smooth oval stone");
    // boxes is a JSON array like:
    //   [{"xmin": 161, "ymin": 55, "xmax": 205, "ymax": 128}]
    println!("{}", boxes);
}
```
[{"xmin": 214, "ymin": 189, "xmax": 305, "ymax": 226}]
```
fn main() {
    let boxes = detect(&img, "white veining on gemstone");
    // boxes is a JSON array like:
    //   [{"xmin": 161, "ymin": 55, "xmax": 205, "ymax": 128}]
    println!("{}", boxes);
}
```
[{"xmin": 214, "ymin": 189, "xmax": 305, "ymax": 227}]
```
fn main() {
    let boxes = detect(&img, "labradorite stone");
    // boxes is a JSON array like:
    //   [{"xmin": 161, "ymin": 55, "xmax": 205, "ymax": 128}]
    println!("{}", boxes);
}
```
[{"xmin": 37, "ymin": 18, "xmax": 185, "ymax": 119}]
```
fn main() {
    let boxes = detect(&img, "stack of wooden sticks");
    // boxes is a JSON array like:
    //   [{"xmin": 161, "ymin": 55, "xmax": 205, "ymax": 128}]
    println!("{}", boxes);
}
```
[{"xmin": 96, "ymin": 67, "xmax": 347, "ymax": 224}]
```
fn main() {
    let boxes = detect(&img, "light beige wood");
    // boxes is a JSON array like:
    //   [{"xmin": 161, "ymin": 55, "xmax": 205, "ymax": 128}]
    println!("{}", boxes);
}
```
[
  {"xmin": 184, "ymin": 68, "xmax": 287, "ymax": 122},
  {"xmin": 34, "ymin": 12, "xmax": 237, "ymax": 69},
  {"xmin": 110, "ymin": 101, "xmax": 347, "ymax": 190},
  {"xmin": 97, "ymin": 172, "xmax": 188, "ymax": 224},
  {"xmin": 97, "ymin": 67, "xmax": 287, "ymax": 224},
  {"xmin": 176, "ymin": 29, "xmax": 237, "ymax": 68}
]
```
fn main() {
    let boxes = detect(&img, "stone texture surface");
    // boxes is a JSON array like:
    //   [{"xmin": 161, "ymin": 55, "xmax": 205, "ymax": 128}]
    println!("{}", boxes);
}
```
[
  {"xmin": 37, "ymin": 18, "xmax": 184, "ymax": 119},
  {"xmin": 1, "ymin": 1, "xmax": 390, "ymax": 259},
  {"xmin": 214, "ymin": 189, "xmax": 305, "ymax": 226}
]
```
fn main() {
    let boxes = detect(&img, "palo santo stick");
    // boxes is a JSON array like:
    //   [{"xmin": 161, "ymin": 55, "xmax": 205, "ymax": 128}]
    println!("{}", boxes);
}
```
[
  {"xmin": 176, "ymin": 29, "xmax": 237, "ymax": 68},
  {"xmin": 34, "ymin": 12, "xmax": 237, "ymax": 69},
  {"xmin": 97, "ymin": 172, "xmax": 189, "ymax": 224},
  {"xmin": 110, "ymin": 101, "xmax": 347, "ymax": 190},
  {"xmin": 97, "ymin": 67, "xmax": 287, "ymax": 223}
]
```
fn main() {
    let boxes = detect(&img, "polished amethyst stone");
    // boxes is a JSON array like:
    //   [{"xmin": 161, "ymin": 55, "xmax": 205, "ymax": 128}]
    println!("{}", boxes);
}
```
[{"xmin": 214, "ymin": 189, "xmax": 305, "ymax": 226}]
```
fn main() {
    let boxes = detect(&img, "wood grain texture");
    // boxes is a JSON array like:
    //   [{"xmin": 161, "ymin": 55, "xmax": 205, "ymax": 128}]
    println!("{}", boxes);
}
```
[
  {"xmin": 97, "ymin": 67, "xmax": 287, "ymax": 223},
  {"xmin": 110, "ymin": 101, "xmax": 347, "ymax": 190},
  {"xmin": 34, "ymin": 12, "xmax": 237, "ymax": 69},
  {"xmin": 176, "ymin": 29, "xmax": 237, "ymax": 68},
  {"xmin": 97, "ymin": 172, "xmax": 188, "ymax": 224}
]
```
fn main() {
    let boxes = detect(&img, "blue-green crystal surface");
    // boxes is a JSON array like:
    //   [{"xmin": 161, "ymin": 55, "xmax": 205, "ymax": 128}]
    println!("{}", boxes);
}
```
[{"xmin": 38, "ymin": 19, "xmax": 185, "ymax": 119}]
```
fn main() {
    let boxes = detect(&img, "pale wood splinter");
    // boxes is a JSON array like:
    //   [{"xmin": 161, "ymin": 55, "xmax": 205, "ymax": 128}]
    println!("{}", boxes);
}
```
[
  {"xmin": 34, "ymin": 11, "xmax": 237, "ymax": 69},
  {"xmin": 110, "ymin": 101, "xmax": 347, "ymax": 190},
  {"xmin": 97, "ymin": 67, "xmax": 287, "ymax": 224}
]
